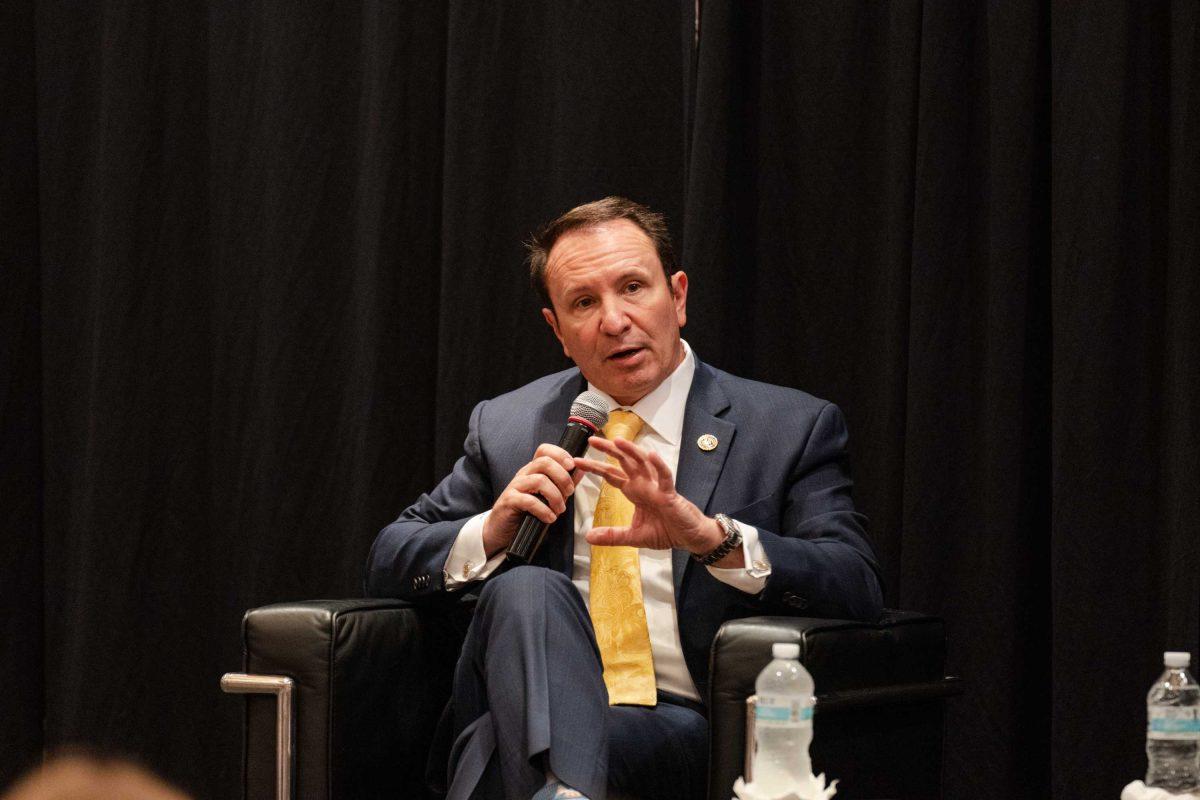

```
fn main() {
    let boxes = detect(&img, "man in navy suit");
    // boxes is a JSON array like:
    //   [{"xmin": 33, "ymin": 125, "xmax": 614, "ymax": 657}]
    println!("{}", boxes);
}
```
[{"xmin": 367, "ymin": 198, "xmax": 882, "ymax": 800}]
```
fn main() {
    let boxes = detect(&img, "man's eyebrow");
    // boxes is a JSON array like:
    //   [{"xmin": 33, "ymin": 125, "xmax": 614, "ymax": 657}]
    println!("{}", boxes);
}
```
[
  {"xmin": 559, "ymin": 266, "xmax": 652, "ymax": 299},
  {"xmin": 611, "ymin": 267, "xmax": 653, "ymax": 288},
  {"xmin": 559, "ymin": 281, "xmax": 587, "ymax": 299}
]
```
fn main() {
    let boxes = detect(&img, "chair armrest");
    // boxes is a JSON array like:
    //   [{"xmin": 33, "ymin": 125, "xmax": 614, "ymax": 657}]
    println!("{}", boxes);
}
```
[
  {"xmin": 234, "ymin": 598, "xmax": 470, "ymax": 800},
  {"xmin": 707, "ymin": 611, "xmax": 961, "ymax": 800}
]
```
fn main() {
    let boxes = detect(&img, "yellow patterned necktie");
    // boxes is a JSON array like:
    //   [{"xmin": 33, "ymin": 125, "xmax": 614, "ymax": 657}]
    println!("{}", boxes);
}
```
[{"xmin": 589, "ymin": 409, "xmax": 657, "ymax": 706}]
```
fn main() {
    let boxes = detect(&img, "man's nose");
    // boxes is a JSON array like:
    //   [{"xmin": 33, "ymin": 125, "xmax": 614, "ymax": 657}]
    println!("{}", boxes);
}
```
[{"xmin": 598, "ymin": 299, "xmax": 631, "ymax": 335}]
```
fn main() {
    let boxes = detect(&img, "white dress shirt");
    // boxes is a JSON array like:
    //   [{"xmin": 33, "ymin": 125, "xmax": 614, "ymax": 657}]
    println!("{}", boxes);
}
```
[{"xmin": 443, "ymin": 340, "xmax": 771, "ymax": 701}]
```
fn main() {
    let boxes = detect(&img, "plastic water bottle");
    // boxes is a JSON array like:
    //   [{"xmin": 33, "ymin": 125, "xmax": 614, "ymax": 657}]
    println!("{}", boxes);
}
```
[
  {"xmin": 753, "ymin": 642, "xmax": 815, "ymax": 794},
  {"xmin": 1146, "ymin": 651, "xmax": 1200, "ymax": 792}
]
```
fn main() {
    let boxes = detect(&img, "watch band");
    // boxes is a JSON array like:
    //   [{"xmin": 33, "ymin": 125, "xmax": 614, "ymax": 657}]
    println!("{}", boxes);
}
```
[{"xmin": 693, "ymin": 513, "xmax": 743, "ymax": 566}]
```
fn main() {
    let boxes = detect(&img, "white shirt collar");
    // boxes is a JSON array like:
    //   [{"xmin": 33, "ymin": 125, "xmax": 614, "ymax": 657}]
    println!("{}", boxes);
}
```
[{"xmin": 587, "ymin": 339, "xmax": 695, "ymax": 446}]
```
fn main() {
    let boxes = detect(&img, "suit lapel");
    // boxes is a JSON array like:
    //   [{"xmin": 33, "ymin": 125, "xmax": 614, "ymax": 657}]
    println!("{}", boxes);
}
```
[
  {"xmin": 672, "ymin": 360, "xmax": 735, "ymax": 599},
  {"xmin": 535, "ymin": 372, "xmax": 586, "ymax": 576},
  {"xmin": 533, "ymin": 375, "xmax": 581, "ymax": 457}
]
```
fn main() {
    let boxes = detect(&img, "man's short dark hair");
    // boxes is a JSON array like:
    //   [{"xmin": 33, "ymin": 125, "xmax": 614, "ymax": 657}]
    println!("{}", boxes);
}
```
[{"xmin": 527, "ymin": 196, "xmax": 678, "ymax": 310}]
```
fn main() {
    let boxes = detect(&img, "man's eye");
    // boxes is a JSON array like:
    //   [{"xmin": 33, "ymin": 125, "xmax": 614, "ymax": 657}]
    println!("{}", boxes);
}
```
[
  {"xmin": 575, "ymin": 297, "xmax": 594, "ymax": 309},
  {"xmin": 625, "ymin": 282, "xmax": 642, "ymax": 293}
]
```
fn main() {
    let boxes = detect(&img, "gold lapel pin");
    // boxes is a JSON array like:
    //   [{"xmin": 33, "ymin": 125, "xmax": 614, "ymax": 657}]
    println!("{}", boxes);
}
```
[{"xmin": 697, "ymin": 434, "xmax": 718, "ymax": 451}]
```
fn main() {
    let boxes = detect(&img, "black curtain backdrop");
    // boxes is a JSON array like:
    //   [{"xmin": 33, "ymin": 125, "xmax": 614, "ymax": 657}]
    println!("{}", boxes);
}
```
[
  {"xmin": 685, "ymin": 5, "xmax": 1053, "ymax": 796},
  {"xmin": 1, "ymin": 3, "xmax": 1197, "ymax": 800}
]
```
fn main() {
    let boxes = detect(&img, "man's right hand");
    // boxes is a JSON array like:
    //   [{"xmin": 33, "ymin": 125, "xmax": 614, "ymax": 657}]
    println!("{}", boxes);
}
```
[{"xmin": 481, "ymin": 443, "xmax": 584, "ymax": 557}]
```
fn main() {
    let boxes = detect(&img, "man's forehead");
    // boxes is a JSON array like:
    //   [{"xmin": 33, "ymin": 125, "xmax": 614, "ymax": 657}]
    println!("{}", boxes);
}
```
[{"xmin": 545, "ymin": 221, "xmax": 660, "ymax": 288}]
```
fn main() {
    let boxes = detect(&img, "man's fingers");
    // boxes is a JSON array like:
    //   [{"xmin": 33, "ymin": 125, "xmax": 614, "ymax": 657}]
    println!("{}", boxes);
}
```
[
  {"xmin": 626, "ymin": 438, "xmax": 663, "ymax": 486},
  {"xmin": 612, "ymin": 436, "xmax": 649, "ymax": 462},
  {"xmin": 531, "ymin": 443, "xmax": 575, "ymax": 472},
  {"xmin": 516, "ymin": 455, "xmax": 576, "ymax": 499},
  {"xmin": 572, "ymin": 457, "xmax": 627, "ymax": 484},
  {"xmin": 647, "ymin": 450, "xmax": 676, "ymax": 493},
  {"xmin": 533, "ymin": 454, "xmax": 576, "ymax": 481},
  {"xmin": 586, "ymin": 526, "xmax": 636, "ymax": 546},
  {"xmin": 590, "ymin": 436, "xmax": 646, "ymax": 479},
  {"xmin": 537, "ymin": 458, "xmax": 576, "ymax": 500},
  {"xmin": 587, "ymin": 436, "xmax": 620, "ymax": 456},
  {"xmin": 515, "ymin": 474, "xmax": 565, "ymax": 514},
  {"xmin": 510, "ymin": 491, "xmax": 558, "ymax": 524},
  {"xmin": 613, "ymin": 437, "xmax": 656, "ymax": 481},
  {"xmin": 533, "ymin": 442, "xmax": 573, "ymax": 463}
]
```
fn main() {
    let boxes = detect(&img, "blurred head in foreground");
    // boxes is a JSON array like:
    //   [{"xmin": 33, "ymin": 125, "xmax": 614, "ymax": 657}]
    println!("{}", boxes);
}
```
[{"xmin": 2, "ymin": 755, "xmax": 191, "ymax": 800}]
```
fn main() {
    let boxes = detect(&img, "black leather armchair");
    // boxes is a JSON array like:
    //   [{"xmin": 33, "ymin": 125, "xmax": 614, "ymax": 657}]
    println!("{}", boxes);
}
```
[{"xmin": 225, "ymin": 599, "xmax": 958, "ymax": 800}]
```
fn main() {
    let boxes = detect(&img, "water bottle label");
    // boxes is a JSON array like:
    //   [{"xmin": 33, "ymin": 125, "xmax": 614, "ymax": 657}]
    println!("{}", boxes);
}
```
[
  {"xmin": 755, "ymin": 695, "xmax": 813, "ymax": 727},
  {"xmin": 1148, "ymin": 707, "xmax": 1200, "ymax": 740}
]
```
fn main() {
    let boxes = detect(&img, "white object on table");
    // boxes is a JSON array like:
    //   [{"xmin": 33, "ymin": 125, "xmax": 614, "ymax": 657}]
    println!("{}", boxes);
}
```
[
  {"xmin": 732, "ymin": 774, "xmax": 837, "ymax": 800},
  {"xmin": 1122, "ymin": 780, "xmax": 1200, "ymax": 800},
  {"xmin": 739, "ymin": 692, "xmax": 836, "ymax": 800}
]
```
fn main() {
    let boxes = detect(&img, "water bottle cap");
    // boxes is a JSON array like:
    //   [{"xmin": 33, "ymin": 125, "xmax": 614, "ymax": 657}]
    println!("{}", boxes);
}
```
[
  {"xmin": 773, "ymin": 642, "xmax": 800, "ymax": 659},
  {"xmin": 1164, "ymin": 651, "xmax": 1191, "ymax": 668}
]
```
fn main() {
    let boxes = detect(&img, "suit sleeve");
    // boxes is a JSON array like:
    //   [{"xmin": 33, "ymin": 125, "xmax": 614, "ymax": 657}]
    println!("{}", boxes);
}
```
[
  {"xmin": 365, "ymin": 400, "xmax": 496, "ymax": 601},
  {"xmin": 754, "ymin": 402, "xmax": 884, "ymax": 621}
]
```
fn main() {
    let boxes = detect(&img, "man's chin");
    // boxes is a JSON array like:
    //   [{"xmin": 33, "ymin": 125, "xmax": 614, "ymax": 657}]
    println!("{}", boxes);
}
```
[
  {"xmin": 581, "ymin": 355, "xmax": 668, "ymax": 404},
  {"xmin": 594, "ymin": 373, "xmax": 655, "ymax": 406}
]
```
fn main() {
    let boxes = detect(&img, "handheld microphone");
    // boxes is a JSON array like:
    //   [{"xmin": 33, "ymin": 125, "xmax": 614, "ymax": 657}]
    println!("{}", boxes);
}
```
[{"xmin": 505, "ymin": 391, "xmax": 610, "ymax": 564}]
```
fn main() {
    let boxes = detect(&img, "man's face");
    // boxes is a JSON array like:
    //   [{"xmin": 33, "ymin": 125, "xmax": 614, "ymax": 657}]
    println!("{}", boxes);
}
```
[{"xmin": 541, "ymin": 220, "xmax": 688, "ymax": 406}]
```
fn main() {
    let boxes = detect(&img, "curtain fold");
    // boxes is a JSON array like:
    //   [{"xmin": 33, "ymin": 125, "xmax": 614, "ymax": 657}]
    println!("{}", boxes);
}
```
[
  {"xmin": 1050, "ymin": 3, "xmax": 1200, "ymax": 796},
  {"xmin": 432, "ymin": 0, "xmax": 687, "ymax": 474},
  {"xmin": 684, "ymin": 3, "xmax": 1052, "ymax": 796},
  {"xmin": 0, "ymin": 0, "xmax": 44, "ymax": 785},
  {"xmin": 29, "ymin": 0, "xmax": 451, "ymax": 791}
]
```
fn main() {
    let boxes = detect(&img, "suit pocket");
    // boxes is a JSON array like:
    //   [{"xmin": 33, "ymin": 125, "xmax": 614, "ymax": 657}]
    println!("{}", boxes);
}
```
[{"xmin": 726, "ymin": 492, "xmax": 781, "ymax": 532}]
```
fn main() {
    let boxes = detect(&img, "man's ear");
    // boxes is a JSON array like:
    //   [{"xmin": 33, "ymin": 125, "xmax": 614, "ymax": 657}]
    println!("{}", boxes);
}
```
[
  {"xmin": 542, "ymin": 307, "xmax": 570, "ymax": 358},
  {"xmin": 671, "ymin": 271, "xmax": 688, "ymax": 329}
]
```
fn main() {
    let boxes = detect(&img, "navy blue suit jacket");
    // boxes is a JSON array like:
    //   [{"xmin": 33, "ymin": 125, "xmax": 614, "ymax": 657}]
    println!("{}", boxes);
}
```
[{"xmin": 367, "ymin": 358, "xmax": 883, "ymax": 699}]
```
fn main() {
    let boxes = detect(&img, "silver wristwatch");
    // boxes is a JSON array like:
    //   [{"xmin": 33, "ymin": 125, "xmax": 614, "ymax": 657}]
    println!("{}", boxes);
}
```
[{"xmin": 693, "ymin": 513, "xmax": 743, "ymax": 566}]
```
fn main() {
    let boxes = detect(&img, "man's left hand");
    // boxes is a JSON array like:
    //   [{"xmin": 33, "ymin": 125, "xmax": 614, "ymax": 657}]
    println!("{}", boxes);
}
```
[{"xmin": 573, "ymin": 435, "xmax": 734, "ymax": 562}]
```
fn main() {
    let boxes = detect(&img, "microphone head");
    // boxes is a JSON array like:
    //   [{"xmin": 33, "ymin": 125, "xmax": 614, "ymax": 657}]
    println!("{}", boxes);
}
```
[{"xmin": 570, "ymin": 391, "xmax": 610, "ymax": 432}]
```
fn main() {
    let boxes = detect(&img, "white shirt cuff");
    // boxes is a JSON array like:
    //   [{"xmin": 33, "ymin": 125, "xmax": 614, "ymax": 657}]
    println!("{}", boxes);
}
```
[
  {"xmin": 443, "ymin": 510, "xmax": 506, "ymax": 589},
  {"xmin": 705, "ymin": 522, "xmax": 771, "ymax": 593}
]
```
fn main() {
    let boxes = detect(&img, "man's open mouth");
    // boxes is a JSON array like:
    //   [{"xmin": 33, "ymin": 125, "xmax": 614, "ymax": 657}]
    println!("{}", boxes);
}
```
[{"xmin": 608, "ymin": 346, "xmax": 644, "ymax": 362}]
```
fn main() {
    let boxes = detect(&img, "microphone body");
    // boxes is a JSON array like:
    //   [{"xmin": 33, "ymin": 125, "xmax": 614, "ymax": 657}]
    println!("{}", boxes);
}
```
[{"xmin": 505, "ymin": 416, "xmax": 599, "ymax": 564}]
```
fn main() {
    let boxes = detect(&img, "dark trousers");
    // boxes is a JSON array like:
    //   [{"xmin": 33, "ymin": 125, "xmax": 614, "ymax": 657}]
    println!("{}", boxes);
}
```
[{"xmin": 446, "ymin": 566, "xmax": 709, "ymax": 800}]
